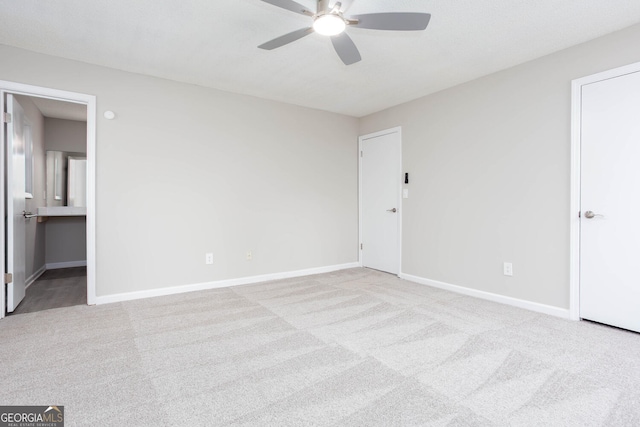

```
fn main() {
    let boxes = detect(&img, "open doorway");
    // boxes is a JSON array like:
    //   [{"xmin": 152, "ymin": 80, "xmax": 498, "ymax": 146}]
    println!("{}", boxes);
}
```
[{"xmin": 1, "ymin": 81, "xmax": 96, "ymax": 319}]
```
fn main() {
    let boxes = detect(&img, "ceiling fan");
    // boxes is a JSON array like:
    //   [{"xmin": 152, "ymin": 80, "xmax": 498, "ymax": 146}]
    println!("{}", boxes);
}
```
[{"xmin": 258, "ymin": 0, "xmax": 431, "ymax": 65}]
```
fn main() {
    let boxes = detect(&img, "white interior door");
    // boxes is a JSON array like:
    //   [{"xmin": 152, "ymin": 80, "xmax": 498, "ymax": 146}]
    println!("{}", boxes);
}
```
[
  {"xmin": 580, "ymin": 70, "xmax": 640, "ymax": 332},
  {"xmin": 6, "ymin": 94, "xmax": 27, "ymax": 312},
  {"xmin": 360, "ymin": 129, "xmax": 401, "ymax": 274}
]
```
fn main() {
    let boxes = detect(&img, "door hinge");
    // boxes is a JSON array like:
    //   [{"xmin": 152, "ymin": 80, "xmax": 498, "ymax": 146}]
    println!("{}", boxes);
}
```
[
  {"xmin": 360, "ymin": 243, "xmax": 363, "ymax": 250},
  {"xmin": 4, "ymin": 273, "xmax": 12, "ymax": 284},
  {"xmin": 2, "ymin": 112, "xmax": 11, "ymax": 123},
  {"xmin": 360, "ymin": 151, "xmax": 363, "ymax": 158}
]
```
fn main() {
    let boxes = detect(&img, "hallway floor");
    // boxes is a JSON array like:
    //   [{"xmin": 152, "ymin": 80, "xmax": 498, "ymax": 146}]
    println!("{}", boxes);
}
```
[{"xmin": 10, "ymin": 267, "xmax": 86, "ymax": 315}]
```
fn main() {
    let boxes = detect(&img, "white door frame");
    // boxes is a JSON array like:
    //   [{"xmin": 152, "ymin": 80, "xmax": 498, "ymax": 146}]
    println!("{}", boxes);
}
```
[
  {"xmin": 1, "ymin": 80, "xmax": 97, "ymax": 319},
  {"xmin": 569, "ymin": 61, "xmax": 640, "ymax": 321},
  {"xmin": 358, "ymin": 126, "xmax": 403, "ymax": 274}
]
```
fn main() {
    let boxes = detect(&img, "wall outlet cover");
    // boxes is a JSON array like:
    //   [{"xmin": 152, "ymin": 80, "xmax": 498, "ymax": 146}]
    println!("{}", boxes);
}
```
[{"xmin": 503, "ymin": 262, "xmax": 513, "ymax": 276}]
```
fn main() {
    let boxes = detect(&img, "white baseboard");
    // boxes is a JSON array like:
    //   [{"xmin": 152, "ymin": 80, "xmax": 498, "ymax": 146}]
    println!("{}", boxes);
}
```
[
  {"xmin": 95, "ymin": 262, "xmax": 361, "ymax": 305},
  {"xmin": 399, "ymin": 273, "xmax": 571, "ymax": 319},
  {"xmin": 46, "ymin": 260, "xmax": 87, "ymax": 270},
  {"xmin": 25, "ymin": 265, "xmax": 47, "ymax": 290}
]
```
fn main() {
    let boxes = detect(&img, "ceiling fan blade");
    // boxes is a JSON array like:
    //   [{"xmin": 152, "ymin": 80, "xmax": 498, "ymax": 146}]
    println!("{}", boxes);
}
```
[
  {"xmin": 331, "ymin": 32, "xmax": 361, "ymax": 65},
  {"xmin": 260, "ymin": 0, "xmax": 314, "ymax": 16},
  {"xmin": 349, "ymin": 12, "xmax": 431, "ymax": 31},
  {"xmin": 258, "ymin": 27, "xmax": 314, "ymax": 50}
]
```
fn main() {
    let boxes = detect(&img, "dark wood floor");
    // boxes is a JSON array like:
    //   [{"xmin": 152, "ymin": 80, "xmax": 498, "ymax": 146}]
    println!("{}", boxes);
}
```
[{"xmin": 10, "ymin": 267, "xmax": 86, "ymax": 315}]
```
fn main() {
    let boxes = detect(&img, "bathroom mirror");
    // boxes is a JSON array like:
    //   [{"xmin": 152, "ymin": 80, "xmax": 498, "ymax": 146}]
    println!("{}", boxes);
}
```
[{"xmin": 46, "ymin": 150, "xmax": 87, "ymax": 207}]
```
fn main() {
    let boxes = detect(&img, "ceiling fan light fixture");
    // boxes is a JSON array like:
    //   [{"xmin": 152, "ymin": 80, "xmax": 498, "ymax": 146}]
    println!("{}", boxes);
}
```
[
  {"xmin": 259, "ymin": 0, "xmax": 432, "ymax": 65},
  {"xmin": 313, "ymin": 14, "xmax": 346, "ymax": 36}
]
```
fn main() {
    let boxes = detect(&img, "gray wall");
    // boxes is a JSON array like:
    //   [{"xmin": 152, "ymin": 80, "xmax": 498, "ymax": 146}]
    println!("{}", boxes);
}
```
[
  {"xmin": 14, "ymin": 95, "xmax": 46, "ymax": 280},
  {"xmin": 44, "ymin": 118, "xmax": 87, "ymax": 153},
  {"xmin": 4, "ymin": 22, "xmax": 638, "ymax": 306},
  {"xmin": 360, "ymin": 23, "xmax": 640, "ymax": 309},
  {"xmin": 44, "ymin": 117, "xmax": 87, "ymax": 265},
  {"xmin": 0, "ymin": 44, "xmax": 360, "ymax": 297}
]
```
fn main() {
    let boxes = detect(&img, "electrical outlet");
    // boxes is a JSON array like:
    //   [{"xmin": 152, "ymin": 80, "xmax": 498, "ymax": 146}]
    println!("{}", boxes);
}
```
[
  {"xmin": 246, "ymin": 251, "xmax": 252, "ymax": 261},
  {"xmin": 205, "ymin": 253, "xmax": 214, "ymax": 265},
  {"xmin": 503, "ymin": 262, "xmax": 513, "ymax": 276}
]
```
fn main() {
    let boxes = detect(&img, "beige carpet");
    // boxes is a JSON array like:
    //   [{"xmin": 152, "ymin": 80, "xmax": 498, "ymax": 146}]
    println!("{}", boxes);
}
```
[{"xmin": 1, "ymin": 268, "xmax": 639, "ymax": 426}]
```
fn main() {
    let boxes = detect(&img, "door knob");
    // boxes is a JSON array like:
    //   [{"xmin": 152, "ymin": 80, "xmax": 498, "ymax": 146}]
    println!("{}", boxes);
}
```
[
  {"xmin": 387, "ymin": 208, "xmax": 397, "ymax": 213},
  {"xmin": 584, "ymin": 211, "xmax": 603, "ymax": 219}
]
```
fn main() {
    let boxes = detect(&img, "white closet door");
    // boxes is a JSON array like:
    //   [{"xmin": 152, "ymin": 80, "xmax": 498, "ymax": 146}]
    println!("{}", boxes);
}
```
[{"xmin": 580, "ymin": 70, "xmax": 640, "ymax": 332}]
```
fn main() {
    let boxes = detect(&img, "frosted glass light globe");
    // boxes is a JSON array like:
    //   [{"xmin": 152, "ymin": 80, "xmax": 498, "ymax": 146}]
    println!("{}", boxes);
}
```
[{"xmin": 313, "ymin": 14, "xmax": 346, "ymax": 36}]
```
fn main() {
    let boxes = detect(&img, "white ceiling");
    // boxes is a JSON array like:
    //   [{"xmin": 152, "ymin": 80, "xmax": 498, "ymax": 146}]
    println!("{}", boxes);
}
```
[
  {"xmin": 1, "ymin": 0, "xmax": 639, "ymax": 117},
  {"xmin": 30, "ymin": 96, "xmax": 87, "ymax": 122}
]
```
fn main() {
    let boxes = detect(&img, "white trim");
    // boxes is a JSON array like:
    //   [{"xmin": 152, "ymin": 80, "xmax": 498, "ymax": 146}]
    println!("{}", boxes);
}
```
[
  {"xmin": 569, "ymin": 77, "xmax": 582, "ymax": 321},
  {"xmin": 85, "ymin": 95, "xmax": 97, "ymax": 306},
  {"xmin": 25, "ymin": 265, "xmax": 47, "ymax": 290},
  {"xmin": 95, "ymin": 262, "xmax": 360, "ymax": 305},
  {"xmin": 358, "ymin": 126, "xmax": 403, "ymax": 275},
  {"xmin": 358, "ymin": 137, "xmax": 362, "ymax": 267},
  {"xmin": 0, "ymin": 80, "xmax": 97, "ymax": 315},
  {"xmin": 0, "ymin": 94, "xmax": 5, "ymax": 319},
  {"xmin": 46, "ymin": 260, "xmax": 88, "ymax": 270},
  {"xmin": 569, "ymin": 61, "xmax": 640, "ymax": 322},
  {"xmin": 400, "ymin": 273, "xmax": 571, "ymax": 319}
]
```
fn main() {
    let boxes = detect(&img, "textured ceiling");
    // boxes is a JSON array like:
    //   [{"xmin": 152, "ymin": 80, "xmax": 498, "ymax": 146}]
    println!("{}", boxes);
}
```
[{"xmin": 1, "ymin": 0, "xmax": 639, "ymax": 117}]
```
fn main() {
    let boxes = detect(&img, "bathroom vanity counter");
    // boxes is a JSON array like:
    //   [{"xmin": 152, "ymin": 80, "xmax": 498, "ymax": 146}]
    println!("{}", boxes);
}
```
[{"xmin": 36, "ymin": 206, "xmax": 87, "ymax": 222}]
